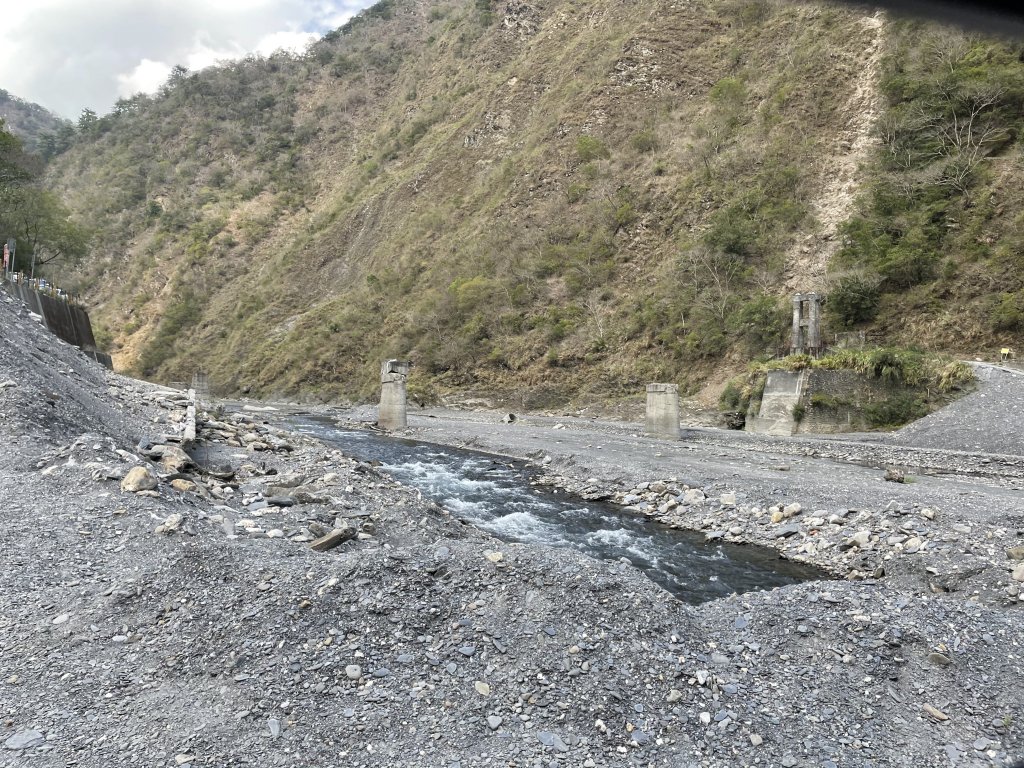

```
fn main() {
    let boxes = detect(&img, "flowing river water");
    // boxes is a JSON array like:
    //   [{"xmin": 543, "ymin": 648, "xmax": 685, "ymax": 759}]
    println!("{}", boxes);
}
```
[{"xmin": 293, "ymin": 416, "xmax": 826, "ymax": 604}]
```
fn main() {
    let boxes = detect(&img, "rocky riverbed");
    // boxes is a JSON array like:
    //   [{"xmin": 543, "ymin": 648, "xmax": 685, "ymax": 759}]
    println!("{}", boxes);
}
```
[{"xmin": 1, "ymin": 287, "xmax": 1023, "ymax": 768}]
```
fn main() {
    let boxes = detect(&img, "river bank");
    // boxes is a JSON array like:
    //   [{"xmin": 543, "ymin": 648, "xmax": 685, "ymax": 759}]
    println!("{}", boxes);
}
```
[{"xmin": 1, "ymin": 285, "xmax": 1022, "ymax": 767}]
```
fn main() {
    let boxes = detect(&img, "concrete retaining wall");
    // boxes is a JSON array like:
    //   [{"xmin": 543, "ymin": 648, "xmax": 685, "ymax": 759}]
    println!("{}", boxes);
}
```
[
  {"xmin": 746, "ymin": 370, "xmax": 806, "ymax": 436},
  {"xmin": 3, "ymin": 282, "xmax": 111, "ymax": 369}
]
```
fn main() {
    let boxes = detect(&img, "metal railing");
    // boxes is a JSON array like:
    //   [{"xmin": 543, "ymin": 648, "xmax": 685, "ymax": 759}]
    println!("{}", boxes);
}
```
[{"xmin": 3, "ymin": 271, "xmax": 81, "ymax": 305}]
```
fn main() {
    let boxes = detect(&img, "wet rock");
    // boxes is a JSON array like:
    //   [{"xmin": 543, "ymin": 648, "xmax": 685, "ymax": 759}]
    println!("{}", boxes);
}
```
[{"xmin": 776, "ymin": 524, "xmax": 802, "ymax": 539}]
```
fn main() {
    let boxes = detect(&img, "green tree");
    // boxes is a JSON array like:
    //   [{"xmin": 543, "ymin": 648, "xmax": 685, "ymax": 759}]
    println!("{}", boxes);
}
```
[
  {"xmin": 0, "ymin": 121, "xmax": 31, "ymax": 188},
  {"xmin": 77, "ymin": 108, "xmax": 98, "ymax": 135},
  {"xmin": 0, "ymin": 185, "xmax": 90, "ymax": 274}
]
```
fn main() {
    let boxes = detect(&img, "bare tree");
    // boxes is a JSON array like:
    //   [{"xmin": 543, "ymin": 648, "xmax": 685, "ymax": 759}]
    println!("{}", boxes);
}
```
[{"xmin": 678, "ymin": 245, "xmax": 745, "ymax": 321}]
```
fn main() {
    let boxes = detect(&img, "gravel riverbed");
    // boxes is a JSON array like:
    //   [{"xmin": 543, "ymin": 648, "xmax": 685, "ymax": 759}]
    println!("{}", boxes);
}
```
[{"xmin": 1, "ymin": 287, "xmax": 1022, "ymax": 768}]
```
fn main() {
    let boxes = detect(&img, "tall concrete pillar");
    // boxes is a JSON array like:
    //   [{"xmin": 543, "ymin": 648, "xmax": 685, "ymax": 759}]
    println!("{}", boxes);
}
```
[
  {"xmin": 191, "ymin": 371, "xmax": 211, "ymax": 404},
  {"xmin": 379, "ymin": 360, "xmax": 411, "ymax": 430},
  {"xmin": 791, "ymin": 296, "xmax": 804, "ymax": 353},
  {"xmin": 645, "ymin": 383, "xmax": 680, "ymax": 440},
  {"xmin": 806, "ymin": 292, "xmax": 822, "ymax": 351},
  {"xmin": 791, "ymin": 292, "xmax": 823, "ymax": 355}
]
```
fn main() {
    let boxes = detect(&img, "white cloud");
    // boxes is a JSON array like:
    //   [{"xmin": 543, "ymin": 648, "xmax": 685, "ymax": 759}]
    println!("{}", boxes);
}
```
[
  {"xmin": 254, "ymin": 29, "xmax": 320, "ymax": 57},
  {"xmin": 0, "ymin": 0, "xmax": 374, "ymax": 118},
  {"xmin": 116, "ymin": 59, "xmax": 173, "ymax": 100}
]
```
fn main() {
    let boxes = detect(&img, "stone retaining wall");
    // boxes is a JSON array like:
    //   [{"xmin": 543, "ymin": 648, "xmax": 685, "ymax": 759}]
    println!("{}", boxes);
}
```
[{"xmin": 796, "ymin": 369, "xmax": 900, "ymax": 434}]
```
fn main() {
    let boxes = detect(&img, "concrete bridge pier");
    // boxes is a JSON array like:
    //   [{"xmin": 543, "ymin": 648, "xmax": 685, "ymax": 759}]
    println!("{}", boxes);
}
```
[
  {"xmin": 645, "ymin": 383, "xmax": 680, "ymax": 440},
  {"xmin": 379, "ymin": 360, "xmax": 411, "ymax": 430}
]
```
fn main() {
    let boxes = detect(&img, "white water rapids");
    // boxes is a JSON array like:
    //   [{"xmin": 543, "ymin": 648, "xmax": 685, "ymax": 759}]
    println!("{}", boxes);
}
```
[{"xmin": 293, "ymin": 417, "xmax": 824, "ymax": 604}]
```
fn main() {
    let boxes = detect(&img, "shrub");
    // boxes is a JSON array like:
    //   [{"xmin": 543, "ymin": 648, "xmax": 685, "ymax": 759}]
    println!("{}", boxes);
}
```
[
  {"xmin": 828, "ymin": 275, "xmax": 881, "ymax": 327},
  {"xmin": 476, "ymin": 0, "xmax": 494, "ymax": 24},
  {"xmin": 576, "ymin": 135, "xmax": 610, "ymax": 163},
  {"xmin": 630, "ymin": 130, "xmax": 659, "ymax": 153},
  {"xmin": 864, "ymin": 393, "xmax": 928, "ymax": 428},
  {"xmin": 876, "ymin": 239, "xmax": 939, "ymax": 289},
  {"xmin": 727, "ymin": 295, "xmax": 786, "ymax": 353},
  {"xmin": 565, "ymin": 183, "xmax": 588, "ymax": 204},
  {"xmin": 810, "ymin": 393, "xmax": 850, "ymax": 410},
  {"xmin": 792, "ymin": 402, "xmax": 806, "ymax": 423},
  {"xmin": 992, "ymin": 292, "xmax": 1024, "ymax": 332}
]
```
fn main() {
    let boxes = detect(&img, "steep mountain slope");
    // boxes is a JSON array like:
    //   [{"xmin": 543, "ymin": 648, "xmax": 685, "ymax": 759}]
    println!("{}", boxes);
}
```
[
  {"xmin": 0, "ymin": 89, "xmax": 70, "ymax": 154},
  {"xmin": 45, "ymin": 0, "xmax": 1024, "ymax": 406}
]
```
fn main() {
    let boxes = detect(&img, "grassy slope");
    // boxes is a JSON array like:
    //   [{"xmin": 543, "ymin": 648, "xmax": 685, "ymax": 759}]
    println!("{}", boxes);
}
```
[{"xmin": 46, "ymin": 0, "xmax": 1024, "ymax": 406}]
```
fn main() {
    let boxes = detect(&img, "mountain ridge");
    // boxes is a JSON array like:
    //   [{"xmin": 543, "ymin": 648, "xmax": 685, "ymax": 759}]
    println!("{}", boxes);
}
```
[
  {"xmin": 41, "ymin": 0, "xmax": 1024, "ymax": 407},
  {"xmin": 0, "ymin": 89, "xmax": 70, "ymax": 155}
]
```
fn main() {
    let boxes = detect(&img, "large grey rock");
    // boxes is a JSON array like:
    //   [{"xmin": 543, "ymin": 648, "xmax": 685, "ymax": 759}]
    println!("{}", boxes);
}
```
[
  {"xmin": 267, "ymin": 473, "xmax": 305, "ymax": 489},
  {"xmin": 155, "ymin": 513, "xmax": 183, "ymax": 534},
  {"xmin": 4, "ymin": 730, "xmax": 45, "ymax": 750},
  {"xmin": 311, "ymin": 524, "xmax": 355, "ymax": 552},
  {"xmin": 160, "ymin": 445, "xmax": 193, "ymax": 472},
  {"xmin": 682, "ymin": 488, "xmax": 705, "ymax": 505},
  {"xmin": 776, "ymin": 524, "xmax": 802, "ymax": 539}
]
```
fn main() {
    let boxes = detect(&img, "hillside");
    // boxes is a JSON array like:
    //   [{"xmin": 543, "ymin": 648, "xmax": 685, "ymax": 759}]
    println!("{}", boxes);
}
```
[
  {"xmin": 44, "ymin": 0, "xmax": 1024, "ymax": 407},
  {"xmin": 0, "ymin": 89, "xmax": 70, "ymax": 155}
]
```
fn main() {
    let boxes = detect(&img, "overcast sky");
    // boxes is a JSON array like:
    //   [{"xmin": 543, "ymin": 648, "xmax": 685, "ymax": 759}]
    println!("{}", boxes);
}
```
[{"xmin": 0, "ymin": 0, "xmax": 377, "ymax": 119}]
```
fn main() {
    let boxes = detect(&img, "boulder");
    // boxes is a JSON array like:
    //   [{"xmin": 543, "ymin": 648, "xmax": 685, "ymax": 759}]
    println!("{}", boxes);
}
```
[
  {"xmin": 4, "ymin": 730, "xmax": 45, "ymax": 750},
  {"xmin": 155, "ymin": 513, "xmax": 183, "ymax": 534},
  {"xmin": 160, "ymin": 445, "xmax": 193, "ymax": 472},
  {"xmin": 311, "ymin": 522, "xmax": 356, "ymax": 552},
  {"xmin": 121, "ymin": 466, "xmax": 158, "ymax": 493}
]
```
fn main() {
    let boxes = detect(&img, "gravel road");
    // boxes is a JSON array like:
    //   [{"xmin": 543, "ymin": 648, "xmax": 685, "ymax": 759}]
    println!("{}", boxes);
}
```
[{"xmin": 2, "ymin": 286, "xmax": 1023, "ymax": 768}]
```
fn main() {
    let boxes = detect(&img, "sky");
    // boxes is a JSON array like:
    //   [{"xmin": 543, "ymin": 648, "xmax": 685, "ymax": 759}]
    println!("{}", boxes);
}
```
[{"xmin": 0, "ymin": 0, "xmax": 378, "ymax": 119}]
